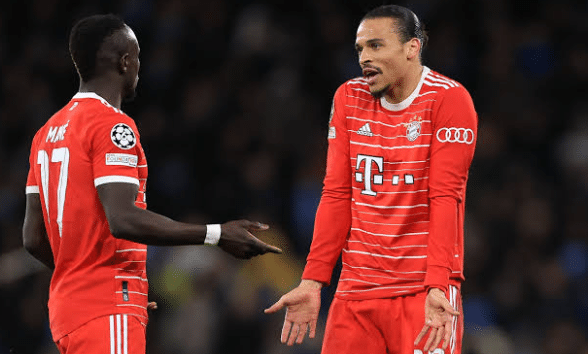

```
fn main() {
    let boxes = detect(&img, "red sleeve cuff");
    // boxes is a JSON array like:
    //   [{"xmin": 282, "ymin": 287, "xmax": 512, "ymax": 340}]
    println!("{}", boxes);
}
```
[
  {"xmin": 302, "ymin": 259, "xmax": 334, "ymax": 285},
  {"xmin": 424, "ymin": 265, "xmax": 451, "ymax": 292}
]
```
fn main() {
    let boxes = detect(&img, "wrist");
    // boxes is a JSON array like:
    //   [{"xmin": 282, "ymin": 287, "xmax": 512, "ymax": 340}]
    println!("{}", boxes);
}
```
[
  {"xmin": 204, "ymin": 224, "xmax": 221, "ymax": 245},
  {"xmin": 300, "ymin": 279, "xmax": 323, "ymax": 290}
]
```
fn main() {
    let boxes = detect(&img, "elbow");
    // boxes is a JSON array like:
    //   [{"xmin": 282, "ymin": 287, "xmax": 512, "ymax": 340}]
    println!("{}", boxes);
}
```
[
  {"xmin": 107, "ymin": 213, "xmax": 140, "ymax": 241},
  {"xmin": 23, "ymin": 232, "xmax": 41, "ymax": 257}
]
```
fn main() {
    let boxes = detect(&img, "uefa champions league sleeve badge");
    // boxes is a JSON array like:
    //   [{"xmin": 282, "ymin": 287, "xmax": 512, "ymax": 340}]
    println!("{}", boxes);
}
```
[{"xmin": 111, "ymin": 123, "xmax": 137, "ymax": 150}]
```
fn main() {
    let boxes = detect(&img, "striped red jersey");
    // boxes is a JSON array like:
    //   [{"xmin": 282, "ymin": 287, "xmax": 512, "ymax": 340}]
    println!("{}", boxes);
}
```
[
  {"xmin": 303, "ymin": 67, "xmax": 477, "ymax": 300},
  {"xmin": 25, "ymin": 92, "xmax": 149, "ymax": 341}
]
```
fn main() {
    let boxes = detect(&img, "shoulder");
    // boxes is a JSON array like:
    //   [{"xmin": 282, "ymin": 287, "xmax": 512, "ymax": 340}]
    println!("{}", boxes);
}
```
[
  {"xmin": 333, "ymin": 77, "xmax": 376, "ymax": 104},
  {"xmin": 422, "ymin": 69, "xmax": 473, "ymax": 103}
]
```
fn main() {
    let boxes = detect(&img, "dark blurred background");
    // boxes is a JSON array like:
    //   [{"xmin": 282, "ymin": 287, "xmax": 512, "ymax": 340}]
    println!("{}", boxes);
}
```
[{"xmin": 0, "ymin": 0, "xmax": 587, "ymax": 353}]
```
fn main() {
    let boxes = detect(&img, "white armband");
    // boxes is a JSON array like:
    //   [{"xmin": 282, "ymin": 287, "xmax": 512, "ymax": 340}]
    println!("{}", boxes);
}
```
[{"xmin": 205, "ymin": 224, "xmax": 221, "ymax": 245}]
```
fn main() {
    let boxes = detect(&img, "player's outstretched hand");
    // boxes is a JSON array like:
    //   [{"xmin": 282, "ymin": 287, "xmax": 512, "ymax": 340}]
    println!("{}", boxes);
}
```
[
  {"xmin": 414, "ymin": 287, "xmax": 460, "ymax": 352},
  {"xmin": 264, "ymin": 280, "xmax": 322, "ymax": 346},
  {"xmin": 217, "ymin": 220, "xmax": 282, "ymax": 259}
]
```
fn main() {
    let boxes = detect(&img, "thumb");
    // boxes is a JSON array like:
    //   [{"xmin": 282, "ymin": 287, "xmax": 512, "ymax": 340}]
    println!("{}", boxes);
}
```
[
  {"xmin": 264, "ymin": 298, "xmax": 285, "ymax": 314},
  {"xmin": 442, "ymin": 301, "xmax": 460, "ymax": 316}
]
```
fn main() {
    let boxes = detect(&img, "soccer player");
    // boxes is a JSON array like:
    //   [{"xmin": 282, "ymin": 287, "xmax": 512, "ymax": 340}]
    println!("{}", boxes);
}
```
[
  {"xmin": 265, "ymin": 5, "xmax": 477, "ymax": 354},
  {"xmin": 22, "ymin": 14, "xmax": 281, "ymax": 354}
]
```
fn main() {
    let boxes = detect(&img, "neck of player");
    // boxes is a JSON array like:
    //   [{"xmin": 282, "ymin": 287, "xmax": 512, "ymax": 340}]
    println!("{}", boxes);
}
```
[
  {"xmin": 78, "ymin": 75, "xmax": 124, "ymax": 109},
  {"xmin": 383, "ymin": 64, "xmax": 423, "ymax": 105}
]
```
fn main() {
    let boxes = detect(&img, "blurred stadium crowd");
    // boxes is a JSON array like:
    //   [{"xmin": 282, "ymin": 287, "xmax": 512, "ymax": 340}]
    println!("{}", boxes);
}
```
[{"xmin": 0, "ymin": 0, "xmax": 587, "ymax": 353}]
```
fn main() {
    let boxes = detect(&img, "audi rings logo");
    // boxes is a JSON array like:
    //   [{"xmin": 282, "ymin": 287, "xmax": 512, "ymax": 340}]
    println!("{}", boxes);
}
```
[{"xmin": 436, "ymin": 127, "xmax": 475, "ymax": 144}]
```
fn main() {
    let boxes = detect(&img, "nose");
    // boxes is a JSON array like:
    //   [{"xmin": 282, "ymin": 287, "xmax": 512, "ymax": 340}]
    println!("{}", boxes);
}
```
[{"xmin": 359, "ymin": 50, "xmax": 371, "ymax": 66}]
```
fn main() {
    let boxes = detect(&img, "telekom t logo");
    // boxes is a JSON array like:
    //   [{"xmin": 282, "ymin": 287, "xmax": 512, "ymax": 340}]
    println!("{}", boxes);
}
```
[{"xmin": 355, "ymin": 154, "xmax": 384, "ymax": 196}]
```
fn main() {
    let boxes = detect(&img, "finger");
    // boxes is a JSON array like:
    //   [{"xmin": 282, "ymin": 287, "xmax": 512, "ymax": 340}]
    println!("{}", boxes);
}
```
[
  {"xmin": 248, "ymin": 221, "xmax": 270, "ymax": 231},
  {"xmin": 281, "ymin": 320, "xmax": 292, "ymax": 344},
  {"xmin": 423, "ymin": 327, "xmax": 436, "ymax": 352},
  {"xmin": 309, "ymin": 319, "xmax": 317, "ymax": 338},
  {"xmin": 262, "ymin": 243, "xmax": 283, "ymax": 254},
  {"xmin": 442, "ymin": 319, "xmax": 452, "ymax": 349},
  {"xmin": 147, "ymin": 301, "xmax": 158, "ymax": 311},
  {"xmin": 414, "ymin": 324, "xmax": 430, "ymax": 345},
  {"xmin": 287, "ymin": 324, "xmax": 300, "ymax": 346},
  {"xmin": 431, "ymin": 325, "xmax": 444, "ymax": 350},
  {"xmin": 264, "ymin": 299, "xmax": 285, "ymax": 314},
  {"xmin": 296, "ymin": 323, "xmax": 308, "ymax": 344}
]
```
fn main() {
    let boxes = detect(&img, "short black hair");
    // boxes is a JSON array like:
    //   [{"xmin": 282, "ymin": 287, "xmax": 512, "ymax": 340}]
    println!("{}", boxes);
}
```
[
  {"xmin": 362, "ymin": 5, "xmax": 428, "ymax": 53},
  {"xmin": 69, "ymin": 14, "xmax": 127, "ymax": 82}
]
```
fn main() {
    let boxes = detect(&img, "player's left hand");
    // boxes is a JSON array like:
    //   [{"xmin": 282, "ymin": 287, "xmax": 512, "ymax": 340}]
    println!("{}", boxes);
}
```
[
  {"xmin": 414, "ymin": 287, "xmax": 459, "ymax": 352},
  {"xmin": 147, "ymin": 301, "xmax": 158, "ymax": 311}
]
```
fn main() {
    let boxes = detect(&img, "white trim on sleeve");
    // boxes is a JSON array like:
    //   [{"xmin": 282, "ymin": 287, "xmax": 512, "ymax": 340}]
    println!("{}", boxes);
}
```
[
  {"xmin": 25, "ymin": 186, "xmax": 40, "ymax": 194},
  {"xmin": 94, "ymin": 175, "xmax": 140, "ymax": 187}
]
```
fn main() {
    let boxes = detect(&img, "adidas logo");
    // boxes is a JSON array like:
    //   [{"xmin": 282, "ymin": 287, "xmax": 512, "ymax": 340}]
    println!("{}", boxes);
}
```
[{"xmin": 357, "ymin": 123, "xmax": 373, "ymax": 137}]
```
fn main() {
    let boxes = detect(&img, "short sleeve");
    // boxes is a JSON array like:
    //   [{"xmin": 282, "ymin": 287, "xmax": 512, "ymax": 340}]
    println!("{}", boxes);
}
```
[{"xmin": 89, "ymin": 113, "xmax": 142, "ymax": 188}]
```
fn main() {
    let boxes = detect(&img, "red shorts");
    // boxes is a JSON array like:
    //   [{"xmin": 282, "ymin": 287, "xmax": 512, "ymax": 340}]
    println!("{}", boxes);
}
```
[
  {"xmin": 322, "ymin": 286, "xmax": 463, "ymax": 354},
  {"xmin": 55, "ymin": 314, "xmax": 147, "ymax": 354}
]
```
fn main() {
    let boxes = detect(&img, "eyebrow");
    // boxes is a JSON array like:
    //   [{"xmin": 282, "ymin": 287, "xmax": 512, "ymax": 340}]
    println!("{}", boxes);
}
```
[{"xmin": 355, "ymin": 38, "xmax": 384, "ymax": 49}]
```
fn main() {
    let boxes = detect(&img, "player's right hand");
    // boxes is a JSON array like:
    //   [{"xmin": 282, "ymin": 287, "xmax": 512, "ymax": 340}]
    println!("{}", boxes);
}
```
[
  {"xmin": 217, "ymin": 220, "xmax": 282, "ymax": 259},
  {"xmin": 264, "ymin": 280, "xmax": 322, "ymax": 345}
]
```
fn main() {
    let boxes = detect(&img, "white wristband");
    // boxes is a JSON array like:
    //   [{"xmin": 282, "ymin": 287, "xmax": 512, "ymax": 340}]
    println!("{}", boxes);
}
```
[{"xmin": 205, "ymin": 224, "xmax": 221, "ymax": 245}]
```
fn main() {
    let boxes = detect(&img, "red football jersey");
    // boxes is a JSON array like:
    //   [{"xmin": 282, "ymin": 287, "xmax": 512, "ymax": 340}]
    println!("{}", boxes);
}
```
[
  {"xmin": 25, "ymin": 92, "xmax": 149, "ymax": 341},
  {"xmin": 302, "ymin": 67, "xmax": 477, "ymax": 300}
]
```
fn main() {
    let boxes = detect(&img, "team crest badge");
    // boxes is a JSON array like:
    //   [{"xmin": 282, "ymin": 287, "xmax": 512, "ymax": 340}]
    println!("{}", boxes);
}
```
[
  {"xmin": 404, "ymin": 116, "xmax": 422, "ymax": 142},
  {"xmin": 111, "ymin": 123, "xmax": 136, "ymax": 149}
]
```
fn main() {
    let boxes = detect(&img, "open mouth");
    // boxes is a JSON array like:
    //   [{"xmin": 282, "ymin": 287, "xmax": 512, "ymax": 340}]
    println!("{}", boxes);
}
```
[{"xmin": 362, "ymin": 67, "xmax": 381, "ymax": 85}]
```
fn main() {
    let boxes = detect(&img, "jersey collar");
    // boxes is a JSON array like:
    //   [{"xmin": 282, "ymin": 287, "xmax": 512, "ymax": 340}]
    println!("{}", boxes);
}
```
[{"xmin": 380, "ymin": 66, "xmax": 430, "ymax": 112}]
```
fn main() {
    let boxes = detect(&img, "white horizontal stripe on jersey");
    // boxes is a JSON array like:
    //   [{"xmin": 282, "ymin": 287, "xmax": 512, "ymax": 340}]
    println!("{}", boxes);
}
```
[
  {"xmin": 25, "ymin": 186, "xmax": 40, "ymax": 194},
  {"xmin": 343, "ymin": 261, "xmax": 426, "ymax": 274},
  {"xmin": 428, "ymin": 73, "xmax": 458, "ymax": 87},
  {"xmin": 343, "ymin": 248, "xmax": 426, "ymax": 260},
  {"xmin": 348, "ymin": 130, "xmax": 433, "ymax": 141},
  {"xmin": 352, "ymin": 208, "xmax": 428, "ymax": 216},
  {"xmin": 347, "ymin": 94, "xmax": 376, "ymax": 103},
  {"xmin": 351, "ymin": 228, "xmax": 428, "ymax": 238},
  {"xmin": 116, "ymin": 248, "xmax": 147, "ymax": 253},
  {"xmin": 350, "ymin": 158, "xmax": 430, "ymax": 165},
  {"xmin": 350, "ymin": 87, "xmax": 372, "ymax": 95},
  {"xmin": 347, "ymin": 108, "xmax": 433, "ymax": 120},
  {"xmin": 351, "ymin": 216, "xmax": 429, "ymax": 226},
  {"xmin": 348, "ymin": 240, "xmax": 427, "ymax": 250},
  {"xmin": 423, "ymin": 80, "xmax": 450, "ymax": 89},
  {"xmin": 337, "ymin": 284, "xmax": 424, "ymax": 293},
  {"xmin": 353, "ymin": 201, "xmax": 429, "ymax": 209},
  {"xmin": 115, "ymin": 275, "xmax": 148, "ymax": 282},
  {"xmin": 350, "ymin": 141, "xmax": 430, "ymax": 151},
  {"xmin": 418, "ymin": 91, "xmax": 437, "ymax": 97},
  {"xmin": 347, "ymin": 78, "xmax": 368, "ymax": 85},
  {"xmin": 116, "ymin": 304, "xmax": 148, "ymax": 309},
  {"xmin": 339, "ymin": 278, "xmax": 383, "ymax": 285},
  {"xmin": 116, "ymin": 290, "xmax": 148, "ymax": 296},
  {"xmin": 341, "ymin": 268, "xmax": 423, "ymax": 282},
  {"xmin": 425, "ymin": 75, "xmax": 457, "ymax": 88},
  {"xmin": 137, "ymin": 164, "xmax": 148, "ymax": 168},
  {"xmin": 352, "ymin": 187, "xmax": 428, "ymax": 195},
  {"xmin": 411, "ymin": 99, "xmax": 438, "ymax": 106},
  {"xmin": 413, "ymin": 176, "xmax": 429, "ymax": 181},
  {"xmin": 95, "ymin": 175, "xmax": 139, "ymax": 187}
]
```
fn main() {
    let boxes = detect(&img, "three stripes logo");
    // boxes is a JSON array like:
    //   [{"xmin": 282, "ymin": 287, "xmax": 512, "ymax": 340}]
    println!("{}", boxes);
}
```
[{"xmin": 357, "ymin": 123, "xmax": 373, "ymax": 137}]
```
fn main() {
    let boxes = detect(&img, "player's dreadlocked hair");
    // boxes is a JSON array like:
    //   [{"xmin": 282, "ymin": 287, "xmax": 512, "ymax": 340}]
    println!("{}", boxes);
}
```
[
  {"xmin": 362, "ymin": 5, "xmax": 428, "ymax": 55},
  {"xmin": 69, "ymin": 14, "xmax": 127, "ymax": 82}
]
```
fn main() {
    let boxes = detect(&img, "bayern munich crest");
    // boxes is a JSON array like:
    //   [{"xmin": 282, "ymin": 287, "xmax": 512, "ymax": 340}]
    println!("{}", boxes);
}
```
[
  {"xmin": 405, "ymin": 116, "xmax": 422, "ymax": 142},
  {"xmin": 111, "ymin": 123, "xmax": 136, "ymax": 150}
]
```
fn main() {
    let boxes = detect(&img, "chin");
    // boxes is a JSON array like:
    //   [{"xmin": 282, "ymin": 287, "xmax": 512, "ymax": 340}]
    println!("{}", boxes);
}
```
[{"xmin": 370, "ymin": 84, "xmax": 390, "ymax": 99}]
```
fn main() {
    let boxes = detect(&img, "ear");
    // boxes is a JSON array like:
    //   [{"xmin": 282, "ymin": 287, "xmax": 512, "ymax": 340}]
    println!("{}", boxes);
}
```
[
  {"xmin": 406, "ymin": 38, "xmax": 421, "ymax": 60},
  {"xmin": 118, "ymin": 53, "xmax": 130, "ymax": 74}
]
